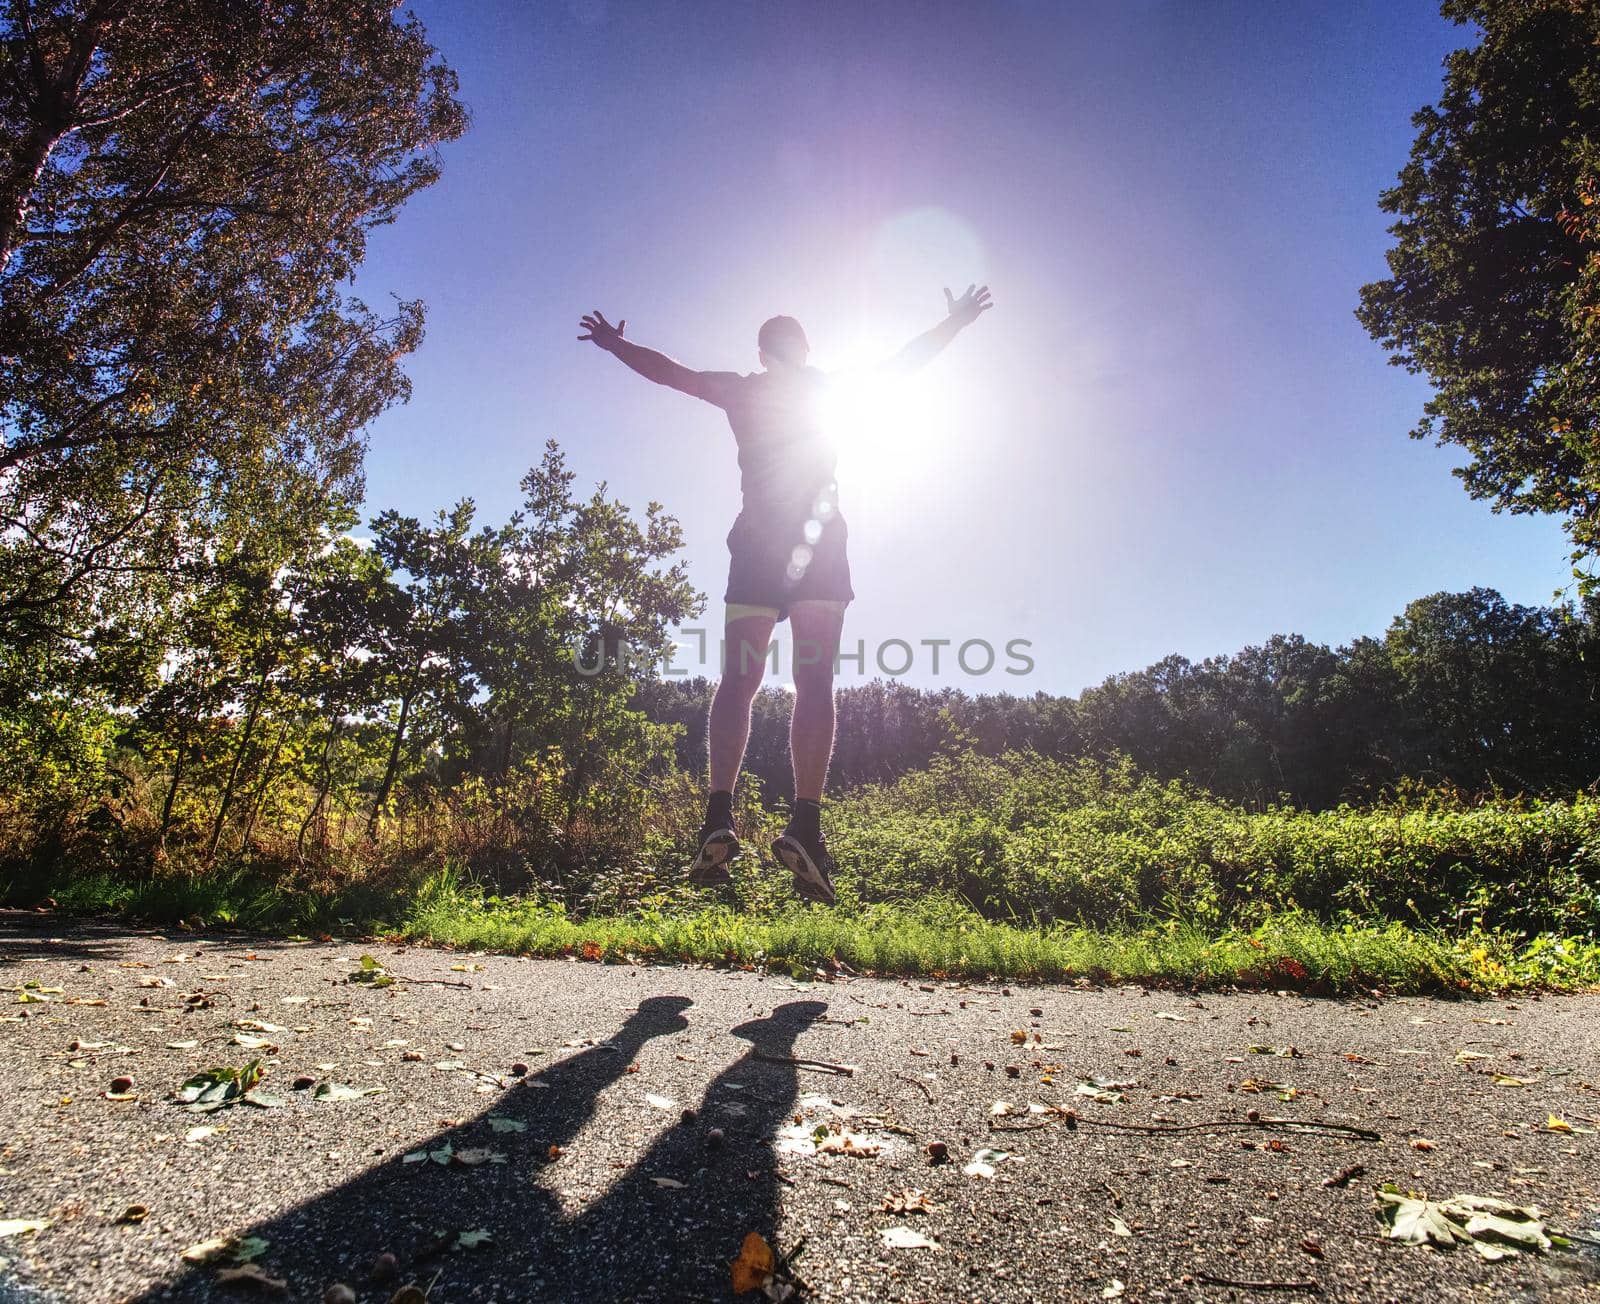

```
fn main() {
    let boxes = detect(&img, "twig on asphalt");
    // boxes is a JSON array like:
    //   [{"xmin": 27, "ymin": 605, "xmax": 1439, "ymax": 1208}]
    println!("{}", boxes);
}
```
[
  {"xmin": 1322, "ymin": 1163, "xmax": 1366, "ymax": 1188},
  {"xmin": 896, "ymin": 1072, "xmax": 934, "ymax": 1102},
  {"xmin": 753, "ymin": 1050, "xmax": 855, "ymax": 1075},
  {"xmin": 393, "ymin": 976, "xmax": 473, "ymax": 989},
  {"xmin": 991, "ymin": 1112, "xmax": 1380, "ymax": 1141},
  {"xmin": 1195, "ymin": 1272, "xmax": 1320, "ymax": 1292}
]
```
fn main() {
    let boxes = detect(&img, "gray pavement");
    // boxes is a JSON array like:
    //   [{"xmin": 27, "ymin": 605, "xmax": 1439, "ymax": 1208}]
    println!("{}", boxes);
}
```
[{"xmin": 1, "ymin": 917, "xmax": 1598, "ymax": 1303}]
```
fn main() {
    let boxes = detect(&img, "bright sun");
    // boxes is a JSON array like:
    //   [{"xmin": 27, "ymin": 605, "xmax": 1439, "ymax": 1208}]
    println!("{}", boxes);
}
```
[{"xmin": 822, "ymin": 353, "xmax": 948, "ymax": 484}]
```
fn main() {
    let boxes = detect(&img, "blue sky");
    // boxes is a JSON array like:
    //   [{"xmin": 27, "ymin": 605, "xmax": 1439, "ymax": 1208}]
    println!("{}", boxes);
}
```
[{"xmin": 352, "ymin": 0, "xmax": 1574, "ymax": 695}]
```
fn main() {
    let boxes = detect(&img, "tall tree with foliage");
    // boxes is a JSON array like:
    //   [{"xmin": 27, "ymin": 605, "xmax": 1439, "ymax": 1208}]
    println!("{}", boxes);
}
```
[
  {"xmin": 1358, "ymin": 0, "xmax": 1600, "ymax": 594},
  {"xmin": 0, "ymin": 0, "xmax": 465, "ymax": 658}
]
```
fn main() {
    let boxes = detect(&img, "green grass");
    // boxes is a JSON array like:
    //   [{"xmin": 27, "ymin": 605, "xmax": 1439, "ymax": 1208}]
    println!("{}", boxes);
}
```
[{"xmin": 8, "ymin": 863, "xmax": 1599, "ymax": 996}]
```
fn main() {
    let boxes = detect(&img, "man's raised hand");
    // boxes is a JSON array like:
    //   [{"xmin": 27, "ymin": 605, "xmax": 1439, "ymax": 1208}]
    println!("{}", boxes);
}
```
[
  {"xmin": 943, "ymin": 284, "xmax": 993, "ymax": 328},
  {"xmin": 578, "ymin": 309, "xmax": 626, "ymax": 350}
]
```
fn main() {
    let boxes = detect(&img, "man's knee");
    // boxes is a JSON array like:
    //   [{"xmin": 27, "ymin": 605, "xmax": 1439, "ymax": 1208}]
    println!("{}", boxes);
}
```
[
  {"xmin": 717, "ymin": 665, "xmax": 766, "ymax": 704},
  {"xmin": 792, "ymin": 660, "xmax": 836, "ymax": 700}
]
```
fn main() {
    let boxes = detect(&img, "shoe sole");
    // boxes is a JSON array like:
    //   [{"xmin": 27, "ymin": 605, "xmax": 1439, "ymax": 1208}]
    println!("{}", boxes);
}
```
[
  {"xmin": 771, "ymin": 835, "xmax": 836, "ymax": 905},
  {"xmin": 689, "ymin": 829, "xmax": 738, "ymax": 886}
]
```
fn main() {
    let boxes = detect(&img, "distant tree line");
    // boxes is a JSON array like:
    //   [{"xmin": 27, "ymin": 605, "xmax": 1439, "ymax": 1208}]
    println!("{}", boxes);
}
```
[{"xmin": 639, "ymin": 588, "xmax": 1600, "ymax": 810}]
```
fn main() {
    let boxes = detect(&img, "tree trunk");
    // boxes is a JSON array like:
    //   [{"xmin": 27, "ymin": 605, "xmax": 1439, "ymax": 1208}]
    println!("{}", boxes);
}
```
[
  {"xmin": 158, "ymin": 731, "xmax": 186, "ymax": 848},
  {"xmin": 0, "ymin": 5, "xmax": 108, "ymax": 271},
  {"xmin": 207, "ymin": 669, "xmax": 269, "ymax": 858},
  {"xmin": 368, "ymin": 688, "xmax": 415, "ymax": 840},
  {"xmin": 297, "ymin": 721, "xmax": 340, "ymax": 860},
  {"xmin": 239, "ymin": 719, "xmax": 291, "ymax": 850}
]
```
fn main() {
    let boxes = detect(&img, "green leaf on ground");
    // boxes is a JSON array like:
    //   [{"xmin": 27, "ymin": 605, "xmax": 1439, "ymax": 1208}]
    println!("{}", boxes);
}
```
[
  {"xmin": 963, "ymin": 1147, "xmax": 1013, "ymax": 1179},
  {"xmin": 311, "ymin": 1081, "xmax": 386, "ymax": 1103},
  {"xmin": 1374, "ymin": 1185, "xmax": 1560, "ymax": 1260},
  {"xmin": 175, "ymin": 1061, "xmax": 265, "ymax": 1113},
  {"xmin": 348, "ymin": 955, "xmax": 394, "ymax": 987}
]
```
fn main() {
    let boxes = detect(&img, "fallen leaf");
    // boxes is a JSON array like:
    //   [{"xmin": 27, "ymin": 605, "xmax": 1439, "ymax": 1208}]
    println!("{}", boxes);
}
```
[
  {"xmin": 730, "ymin": 1230, "xmax": 775, "ymax": 1293},
  {"xmin": 1374, "ymin": 1185, "xmax": 1556, "ymax": 1259},
  {"xmin": 214, "ymin": 1263, "xmax": 286, "ymax": 1292},
  {"xmin": 175, "ymin": 1061, "xmax": 265, "ymax": 1113},
  {"xmin": 651, "ymin": 1177, "xmax": 686, "ymax": 1189},
  {"xmin": 963, "ymin": 1147, "xmax": 1012, "ymax": 1179},
  {"xmin": 487, "ymin": 1115, "xmax": 526, "ymax": 1133},
  {"xmin": 645, "ymin": 1093, "xmax": 677, "ymax": 1110},
  {"xmin": 883, "ymin": 1188, "xmax": 934, "ymax": 1214},
  {"xmin": 454, "ymin": 1228, "xmax": 492, "ymax": 1250},
  {"xmin": 0, "ymin": 1220, "xmax": 50, "ymax": 1238},
  {"xmin": 453, "ymin": 1148, "xmax": 507, "ymax": 1167},
  {"xmin": 881, "ymin": 1226, "xmax": 940, "ymax": 1250},
  {"xmin": 816, "ymin": 1130, "xmax": 881, "ymax": 1158},
  {"xmin": 181, "ymin": 1234, "xmax": 269, "ymax": 1264},
  {"xmin": 311, "ymin": 1081, "xmax": 386, "ymax": 1103}
]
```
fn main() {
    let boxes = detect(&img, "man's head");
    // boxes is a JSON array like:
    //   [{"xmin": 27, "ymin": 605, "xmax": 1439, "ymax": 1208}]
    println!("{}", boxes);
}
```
[{"xmin": 758, "ymin": 315, "xmax": 809, "ymax": 370}]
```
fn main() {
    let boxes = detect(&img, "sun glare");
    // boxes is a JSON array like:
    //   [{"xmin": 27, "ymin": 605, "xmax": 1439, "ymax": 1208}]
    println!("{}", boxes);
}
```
[{"xmin": 822, "ymin": 358, "xmax": 947, "ymax": 484}]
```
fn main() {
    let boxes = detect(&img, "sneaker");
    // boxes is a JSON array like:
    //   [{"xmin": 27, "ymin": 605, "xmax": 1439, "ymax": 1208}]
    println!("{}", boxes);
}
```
[
  {"xmin": 689, "ymin": 821, "xmax": 739, "ymax": 887},
  {"xmin": 771, "ymin": 825, "xmax": 837, "ymax": 905}
]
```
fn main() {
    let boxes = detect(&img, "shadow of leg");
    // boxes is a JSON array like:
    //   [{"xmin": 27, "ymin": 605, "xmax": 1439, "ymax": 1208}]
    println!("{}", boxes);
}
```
[
  {"xmin": 138, "ymin": 995, "xmax": 695, "ymax": 1301},
  {"xmin": 543, "ymin": 999, "xmax": 830, "ymax": 1301}
]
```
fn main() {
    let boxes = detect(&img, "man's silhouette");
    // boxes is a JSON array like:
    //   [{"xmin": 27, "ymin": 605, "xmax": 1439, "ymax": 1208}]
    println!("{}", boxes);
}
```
[{"xmin": 580, "ymin": 286, "xmax": 993, "ymax": 902}]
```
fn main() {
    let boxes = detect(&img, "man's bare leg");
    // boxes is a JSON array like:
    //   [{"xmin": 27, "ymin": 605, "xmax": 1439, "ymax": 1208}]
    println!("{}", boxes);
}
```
[
  {"xmin": 691, "ymin": 611, "xmax": 776, "ymax": 886},
  {"xmin": 787, "ymin": 600, "xmax": 845, "ymax": 800},
  {"xmin": 772, "ymin": 600, "xmax": 846, "ymax": 903},
  {"xmin": 708, "ymin": 612, "xmax": 776, "ymax": 794}
]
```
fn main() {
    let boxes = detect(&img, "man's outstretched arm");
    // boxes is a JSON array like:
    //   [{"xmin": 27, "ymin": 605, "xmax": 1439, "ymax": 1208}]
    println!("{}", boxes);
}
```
[
  {"xmin": 578, "ymin": 310, "xmax": 734, "ymax": 404},
  {"xmin": 883, "ymin": 285, "xmax": 994, "ymax": 374}
]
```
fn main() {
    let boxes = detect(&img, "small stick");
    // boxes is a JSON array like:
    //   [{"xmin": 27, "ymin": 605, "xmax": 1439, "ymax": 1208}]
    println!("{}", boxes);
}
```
[
  {"xmin": 753, "ymin": 1050, "xmax": 855, "ymax": 1076},
  {"xmin": 993, "ymin": 1116, "xmax": 1380, "ymax": 1141},
  {"xmin": 394, "ymin": 976, "xmax": 473, "ymax": 989},
  {"xmin": 1322, "ymin": 1163, "xmax": 1365, "ymax": 1188},
  {"xmin": 896, "ymin": 1073, "xmax": 934, "ymax": 1102},
  {"xmin": 1195, "ymin": 1272, "xmax": 1319, "ymax": 1292}
]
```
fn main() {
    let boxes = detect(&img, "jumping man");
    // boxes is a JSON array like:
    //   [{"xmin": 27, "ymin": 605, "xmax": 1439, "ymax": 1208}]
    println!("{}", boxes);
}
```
[{"xmin": 579, "ymin": 285, "xmax": 993, "ymax": 903}]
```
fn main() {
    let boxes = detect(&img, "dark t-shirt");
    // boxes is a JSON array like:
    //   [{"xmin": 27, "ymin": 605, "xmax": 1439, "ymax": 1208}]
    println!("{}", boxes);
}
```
[{"xmin": 696, "ymin": 367, "xmax": 838, "ymax": 522}]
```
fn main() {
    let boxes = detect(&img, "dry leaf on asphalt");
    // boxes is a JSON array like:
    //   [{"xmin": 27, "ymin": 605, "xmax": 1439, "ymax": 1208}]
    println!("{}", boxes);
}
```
[
  {"xmin": 730, "ymin": 1230, "xmax": 775, "ymax": 1293},
  {"xmin": 215, "ymin": 1263, "xmax": 286, "ymax": 1291},
  {"xmin": 883, "ymin": 1188, "xmax": 934, "ymax": 1214},
  {"xmin": 881, "ymin": 1226, "xmax": 940, "ymax": 1250},
  {"xmin": 0, "ymin": 1220, "xmax": 50, "ymax": 1238},
  {"xmin": 816, "ymin": 1130, "xmax": 881, "ymax": 1158}
]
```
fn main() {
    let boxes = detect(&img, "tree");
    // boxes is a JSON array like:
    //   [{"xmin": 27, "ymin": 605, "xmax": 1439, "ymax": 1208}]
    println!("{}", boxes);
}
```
[
  {"xmin": 0, "ymin": 0, "xmax": 465, "ymax": 657},
  {"xmin": 1357, "ymin": 0, "xmax": 1600, "ymax": 595}
]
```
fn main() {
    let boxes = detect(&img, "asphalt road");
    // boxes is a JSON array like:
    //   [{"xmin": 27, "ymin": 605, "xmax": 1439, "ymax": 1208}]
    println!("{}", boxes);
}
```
[{"xmin": 2, "ymin": 917, "xmax": 1598, "ymax": 1303}]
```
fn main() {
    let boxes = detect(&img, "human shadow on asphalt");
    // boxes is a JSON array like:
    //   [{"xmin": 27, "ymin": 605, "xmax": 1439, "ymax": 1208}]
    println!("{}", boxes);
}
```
[{"xmin": 143, "ymin": 996, "xmax": 828, "ymax": 1302}]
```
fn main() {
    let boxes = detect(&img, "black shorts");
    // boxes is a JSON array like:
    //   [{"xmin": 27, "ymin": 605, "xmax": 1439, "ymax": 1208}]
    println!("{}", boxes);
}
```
[{"xmin": 724, "ymin": 507, "xmax": 854, "ymax": 622}]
